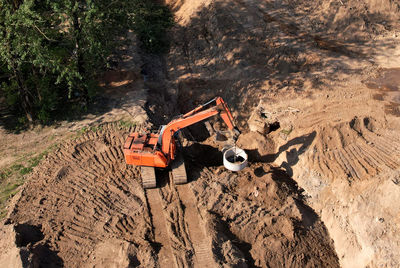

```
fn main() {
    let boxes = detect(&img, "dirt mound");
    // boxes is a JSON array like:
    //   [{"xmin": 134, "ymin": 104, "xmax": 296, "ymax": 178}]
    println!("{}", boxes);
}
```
[
  {"xmin": 253, "ymin": 72, "xmax": 400, "ymax": 267},
  {"xmin": 163, "ymin": 0, "xmax": 400, "ymax": 266},
  {"xmin": 291, "ymin": 113, "xmax": 400, "ymax": 182},
  {"xmin": 190, "ymin": 164, "xmax": 339, "ymax": 267},
  {"xmin": 294, "ymin": 0, "xmax": 400, "ymax": 40},
  {"xmin": 2, "ymin": 0, "xmax": 400, "ymax": 267}
]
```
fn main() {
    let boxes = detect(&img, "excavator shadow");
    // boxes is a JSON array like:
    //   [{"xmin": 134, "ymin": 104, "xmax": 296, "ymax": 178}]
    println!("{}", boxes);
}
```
[
  {"xmin": 183, "ymin": 143, "xmax": 223, "ymax": 167},
  {"xmin": 247, "ymin": 131, "xmax": 316, "ymax": 176},
  {"xmin": 180, "ymin": 143, "xmax": 224, "ymax": 183},
  {"xmin": 154, "ymin": 168, "xmax": 171, "ymax": 188}
]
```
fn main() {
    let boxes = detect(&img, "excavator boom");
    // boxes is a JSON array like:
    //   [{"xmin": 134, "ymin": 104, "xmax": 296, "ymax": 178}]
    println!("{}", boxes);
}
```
[{"xmin": 160, "ymin": 97, "xmax": 239, "ymax": 157}]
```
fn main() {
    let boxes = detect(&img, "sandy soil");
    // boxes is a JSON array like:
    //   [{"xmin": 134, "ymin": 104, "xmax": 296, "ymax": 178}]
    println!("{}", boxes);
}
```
[
  {"xmin": 0, "ymin": 122, "xmax": 339, "ymax": 267},
  {"xmin": 163, "ymin": 0, "xmax": 400, "ymax": 267},
  {"xmin": 1, "ymin": 0, "xmax": 400, "ymax": 267}
]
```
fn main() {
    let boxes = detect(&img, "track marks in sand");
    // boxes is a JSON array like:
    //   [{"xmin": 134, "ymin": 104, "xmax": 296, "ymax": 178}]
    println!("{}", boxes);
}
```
[
  {"xmin": 8, "ymin": 123, "xmax": 153, "ymax": 266},
  {"xmin": 156, "ymin": 178, "xmax": 194, "ymax": 267},
  {"xmin": 144, "ymin": 172, "xmax": 216, "ymax": 268},
  {"xmin": 306, "ymin": 117, "xmax": 400, "ymax": 181},
  {"xmin": 177, "ymin": 184, "xmax": 216, "ymax": 268},
  {"xmin": 9, "ymin": 121, "xmax": 217, "ymax": 267},
  {"xmin": 146, "ymin": 188, "xmax": 177, "ymax": 267}
]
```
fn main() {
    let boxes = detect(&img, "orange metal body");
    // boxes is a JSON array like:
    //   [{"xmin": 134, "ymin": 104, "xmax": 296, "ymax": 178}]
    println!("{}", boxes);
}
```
[
  {"xmin": 123, "ymin": 97, "xmax": 237, "ymax": 168},
  {"xmin": 123, "ymin": 133, "xmax": 172, "ymax": 168}
]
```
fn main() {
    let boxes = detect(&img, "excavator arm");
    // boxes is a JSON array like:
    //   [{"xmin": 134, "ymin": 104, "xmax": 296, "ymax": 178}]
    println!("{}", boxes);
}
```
[{"xmin": 160, "ymin": 97, "xmax": 240, "ymax": 157}]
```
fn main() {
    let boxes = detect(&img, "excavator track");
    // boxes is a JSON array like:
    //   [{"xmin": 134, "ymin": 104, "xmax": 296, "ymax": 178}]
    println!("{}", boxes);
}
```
[
  {"xmin": 141, "ymin": 166, "xmax": 157, "ymax": 189},
  {"xmin": 171, "ymin": 154, "xmax": 188, "ymax": 185}
]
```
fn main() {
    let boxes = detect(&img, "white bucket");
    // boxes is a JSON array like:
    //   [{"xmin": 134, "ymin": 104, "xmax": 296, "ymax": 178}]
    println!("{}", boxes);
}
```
[{"xmin": 223, "ymin": 147, "xmax": 248, "ymax": 171}]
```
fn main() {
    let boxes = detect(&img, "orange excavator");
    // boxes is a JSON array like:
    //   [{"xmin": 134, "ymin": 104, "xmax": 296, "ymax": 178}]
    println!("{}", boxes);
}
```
[{"xmin": 123, "ymin": 97, "xmax": 240, "ymax": 188}]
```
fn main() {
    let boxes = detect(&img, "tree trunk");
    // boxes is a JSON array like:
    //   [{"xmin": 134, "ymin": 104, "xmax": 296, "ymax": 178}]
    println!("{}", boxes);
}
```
[
  {"xmin": 72, "ymin": 5, "xmax": 89, "ymax": 105},
  {"xmin": 16, "ymin": 72, "xmax": 34, "ymax": 124},
  {"xmin": 11, "ymin": 62, "xmax": 33, "ymax": 124}
]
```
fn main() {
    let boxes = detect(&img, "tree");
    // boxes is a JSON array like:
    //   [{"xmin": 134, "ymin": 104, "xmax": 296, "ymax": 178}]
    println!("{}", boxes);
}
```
[
  {"xmin": 130, "ymin": 0, "xmax": 174, "ymax": 54},
  {"xmin": 50, "ymin": 0, "xmax": 134, "ymax": 101},
  {"xmin": 0, "ymin": 0, "xmax": 173, "ymax": 126},
  {"xmin": 0, "ymin": 0, "xmax": 59, "ymax": 123}
]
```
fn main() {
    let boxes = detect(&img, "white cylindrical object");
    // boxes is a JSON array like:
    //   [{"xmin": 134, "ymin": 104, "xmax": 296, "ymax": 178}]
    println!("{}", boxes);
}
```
[{"xmin": 223, "ymin": 147, "xmax": 248, "ymax": 171}]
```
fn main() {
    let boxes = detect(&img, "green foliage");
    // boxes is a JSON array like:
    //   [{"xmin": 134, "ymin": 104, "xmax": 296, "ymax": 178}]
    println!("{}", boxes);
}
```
[
  {"xmin": 2, "ymin": 80, "xmax": 19, "ymax": 107},
  {"xmin": 0, "ymin": 181, "xmax": 23, "ymax": 202},
  {"xmin": 74, "ymin": 124, "xmax": 103, "ymax": 139},
  {"xmin": 0, "ymin": 143, "xmax": 57, "ymax": 218},
  {"xmin": 0, "ymin": 169, "xmax": 12, "ymax": 181},
  {"xmin": 0, "ymin": 179, "xmax": 24, "ymax": 219},
  {"xmin": 0, "ymin": 0, "xmax": 174, "ymax": 128},
  {"xmin": 76, "ymin": 126, "xmax": 89, "ymax": 137},
  {"xmin": 281, "ymin": 126, "xmax": 293, "ymax": 137},
  {"xmin": 0, "ymin": 0, "xmax": 77, "ymax": 125},
  {"xmin": 118, "ymin": 119, "xmax": 137, "ymax": 129},
  {"xmin": 131, "ymin": 0, "xmax": 174, "ymax": 53},
  {"xmin": 89, "ymin": 125, "xmax": 103, "ymax": 132}
]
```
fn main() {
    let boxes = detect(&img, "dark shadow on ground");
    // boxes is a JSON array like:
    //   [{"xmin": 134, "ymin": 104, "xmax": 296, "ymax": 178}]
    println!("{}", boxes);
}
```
[
  {"xmin": 210, "ymin": 211, "xmax": 257, "ymax": 267},
  {"xmin": 14, "ymin": 223, "xmax": 64, "ymax": 267},
  {"xmin": 247, "ymin": 131, "xmax": 316, "ymax": 176},
  {"xmin": 167, "ymin": 0, "xmax": 399, "ymax": 128},
  {"xmin": 184, "ymin": 143, "xmax": 223, "ymax": 167},
  {"xmin": 269, "ymin": 166, "xmax": 319, "ymax": 228}
]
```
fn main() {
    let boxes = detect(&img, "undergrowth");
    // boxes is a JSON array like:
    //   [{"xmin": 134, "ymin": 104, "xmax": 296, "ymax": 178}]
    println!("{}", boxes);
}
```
[
  {"xmin": 118, "ymin": 119, "xmax": 138, "ymax": 129},
  {"xmin": 0, "ymin": 144, "xmax": 58, "ymax": 219}
]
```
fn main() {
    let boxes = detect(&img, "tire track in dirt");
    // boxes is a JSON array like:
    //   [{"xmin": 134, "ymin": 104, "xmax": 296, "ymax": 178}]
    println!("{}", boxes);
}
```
[
  {"xmin": 176, "ymin": 184, "xmax": 216, "ymax": 268},
  {"xmin": 234, "ymin": 0, "xmax": 362, "ymax": 58},
  {"xmin": 144, "ymin": 170, "xmax": 216, "ymax": 268},
  {"xmin": 158, "ymin": 178, "xmax": 195, "ymax": 267},
  {"xmin": 6, "ymin": 120, "xmax": 217, "ymax": 267},
  {"xmin": 304, "ymin": 117, "xmax": 400, "ymax": 182},
  {"xmin": 7, "ymin": 123, "xmax": 156, "ymax": 267},
  {"xmin": 145, "ymin": 188, "xmax": 177, "ymax": 267},
  {"xmin": 3, "ymin": 119, "xmax": 340, "ymax": 267}
]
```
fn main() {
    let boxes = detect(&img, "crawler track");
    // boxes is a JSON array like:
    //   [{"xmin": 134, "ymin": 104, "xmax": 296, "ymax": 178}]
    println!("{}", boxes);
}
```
[
  {"xmin": 143, "ymin": 166, "xmax": 216, "ymax": 268},
  {"xmin": 4, "ymin": 122, "xmax": 340, "ymax": 267}
]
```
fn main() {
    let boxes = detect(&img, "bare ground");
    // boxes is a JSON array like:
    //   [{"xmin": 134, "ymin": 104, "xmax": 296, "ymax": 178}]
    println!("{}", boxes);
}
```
[
  {"xmin": 1, "ymin": 0, "xmax": 400, "ymax": 267},
  {"xmin": 0, "ymin": 122, "xmax": 338, "ymax": 267}
]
